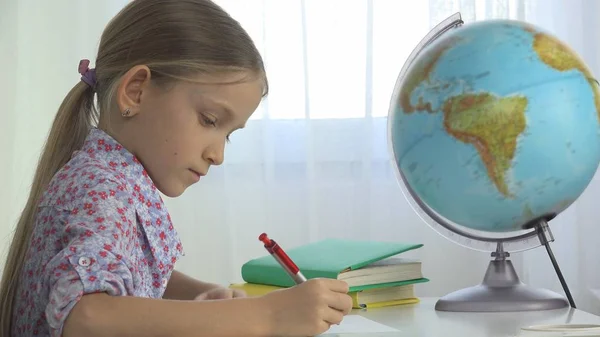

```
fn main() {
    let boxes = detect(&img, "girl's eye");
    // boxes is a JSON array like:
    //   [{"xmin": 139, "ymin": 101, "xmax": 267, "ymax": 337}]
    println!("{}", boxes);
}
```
[
  {"xmin": 200, "ymin": 114, "xmax": 217, "ymax": 127},
  {"xmin": 200, "ymin": 113, "xmax": 231, "ymax": 143}
]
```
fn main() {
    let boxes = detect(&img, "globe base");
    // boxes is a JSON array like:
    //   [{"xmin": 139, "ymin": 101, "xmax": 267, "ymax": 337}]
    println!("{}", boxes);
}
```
[{"xmin": 435, "ymin": 259, "xmax": 569, "ymax": 312}]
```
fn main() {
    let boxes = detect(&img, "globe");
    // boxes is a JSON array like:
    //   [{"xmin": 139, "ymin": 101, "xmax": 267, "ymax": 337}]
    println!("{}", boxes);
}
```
[
  {"xmin": 388, "ymin": 14, "xmax": 600, "ymax": 312},
  {"xmin": 390, "ymin": 18, "xmax": 600, "ymax": 233}
]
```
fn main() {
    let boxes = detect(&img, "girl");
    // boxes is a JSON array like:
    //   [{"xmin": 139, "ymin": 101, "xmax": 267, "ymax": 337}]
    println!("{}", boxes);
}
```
[{"xmin": 0, "ymin": 1, "xmax": 352, "ymax": 336}]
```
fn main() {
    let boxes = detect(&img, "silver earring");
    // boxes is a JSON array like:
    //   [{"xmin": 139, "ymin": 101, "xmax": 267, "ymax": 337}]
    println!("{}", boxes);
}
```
[{"xmin": 122, "ymin": 108, "xmax": 131, "ymax": 117}]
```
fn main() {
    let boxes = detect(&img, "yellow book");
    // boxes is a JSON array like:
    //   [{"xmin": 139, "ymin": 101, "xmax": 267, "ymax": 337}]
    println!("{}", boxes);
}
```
[
  {"xmin": 230, "ymin": 282, "xmax": 282, "ymax": 296},
  {"xmin": 356, "ymin": 298, "xmax": 419, "ymax": 309},
  {"xmin": 230, "ymin": 282, "xmax": 420, "ymax": 309}
]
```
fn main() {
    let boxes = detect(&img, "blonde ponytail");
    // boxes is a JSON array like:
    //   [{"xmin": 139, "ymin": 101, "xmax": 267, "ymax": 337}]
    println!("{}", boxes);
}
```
[{"xmin": 0, "ymin": 81, "xmax": 98, "ymax": 336}]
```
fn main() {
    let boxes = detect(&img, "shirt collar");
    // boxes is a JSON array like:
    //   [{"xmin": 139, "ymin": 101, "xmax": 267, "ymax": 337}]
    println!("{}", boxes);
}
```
[{"xmin": 81, "ymin": 127, "xmax": 150, "ymax": 187}]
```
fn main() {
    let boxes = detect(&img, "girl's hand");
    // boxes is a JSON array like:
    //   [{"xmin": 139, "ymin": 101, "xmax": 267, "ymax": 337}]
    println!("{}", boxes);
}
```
[
  {"xmin": 258, "ymin": 278, "xmax": 353, "ymax": 336},
  {"xmin": 194, "ymin": 287, "xmax": 247, "ymax": 301}
]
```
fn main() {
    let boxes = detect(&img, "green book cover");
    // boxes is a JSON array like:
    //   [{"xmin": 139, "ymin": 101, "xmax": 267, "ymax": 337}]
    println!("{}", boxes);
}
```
[
  {"xmin": 241, "ymin": 238, "xmax": 424, "ymax": 290},
  {"xmin": 350, "ymin": 278, "xmax": 429, "ymax": 292}
]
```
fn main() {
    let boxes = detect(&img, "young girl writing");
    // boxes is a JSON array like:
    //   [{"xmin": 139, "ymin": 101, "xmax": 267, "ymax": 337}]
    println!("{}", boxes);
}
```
[{"xmin": 0, "ymin": 1, "xmax": 352, "ymax": 336}]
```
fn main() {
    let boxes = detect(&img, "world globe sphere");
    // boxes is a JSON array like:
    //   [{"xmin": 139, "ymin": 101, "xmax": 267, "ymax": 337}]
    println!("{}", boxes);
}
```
[{"xmin": 389, "ymin": 19, "xmax": 600, "ymax": 234}]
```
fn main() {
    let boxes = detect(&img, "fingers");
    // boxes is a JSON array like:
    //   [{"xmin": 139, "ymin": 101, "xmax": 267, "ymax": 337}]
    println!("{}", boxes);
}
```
[
  {"xmin": 232, "ymin": 289, "xmax": 247, "ymax": 298},
  {"xmin": 194, "ymin": 292, "xmax": 209, "ymax": 301},
  {"xmin": 302, "ymin": 278, "xmax": 352, "ymax": 313},
  {"xmin": 306, "ymin": 278, "xmax": 349, "ymax": 293},
  {"xmin": 195, "ymin": 287, "xmax": 241, "ymax": 301},
  {"xmin": 218, "ymin": 288, "xmax": 235, "ymax": 299},
  {"xmin": 323, "ymin": 307, "xmax": 345, "ymax": 326},
  {"xmin": 327, "ymin": 291, "xmax": 353, "ymax": 314},
  {"xmin": 220, "ymin": 289, "xmax": 235, "ymax": 299},
  {"xmin": 322, "ymin": 279, "xmax": 350, "ymax": 293},
  {"xmin": 316, "ymin": 321, "xmax": 332, "ymax": 335}
]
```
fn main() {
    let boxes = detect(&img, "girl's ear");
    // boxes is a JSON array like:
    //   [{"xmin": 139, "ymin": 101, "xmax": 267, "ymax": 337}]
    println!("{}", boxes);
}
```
[{"xmin": 115, "ymin": 65, "xmax": 152, "ymax": 117}]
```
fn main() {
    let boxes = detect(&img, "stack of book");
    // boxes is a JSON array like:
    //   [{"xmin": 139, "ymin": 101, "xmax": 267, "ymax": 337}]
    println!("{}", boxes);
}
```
[{"xmin": 231, "ymin": 238, "xmax": 428, "ymax": 309}]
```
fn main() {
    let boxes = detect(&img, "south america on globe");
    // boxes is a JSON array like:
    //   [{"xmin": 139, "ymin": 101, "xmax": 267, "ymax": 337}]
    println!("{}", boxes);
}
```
[{"xmin": 390, "ymin": 19, "xmax": 600, "ymax": 232}]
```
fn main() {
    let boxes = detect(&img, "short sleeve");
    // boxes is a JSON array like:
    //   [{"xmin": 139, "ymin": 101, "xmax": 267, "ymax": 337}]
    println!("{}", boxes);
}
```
[{"xmin": 43, "ymin": 186, "xmax": 140, "ymax": 336}]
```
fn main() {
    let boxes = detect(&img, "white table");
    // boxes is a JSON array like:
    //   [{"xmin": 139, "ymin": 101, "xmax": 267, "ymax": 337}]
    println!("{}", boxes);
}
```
[{"xmin": 350, "ymin": 298, "xmax": 600, "ymax": 336}]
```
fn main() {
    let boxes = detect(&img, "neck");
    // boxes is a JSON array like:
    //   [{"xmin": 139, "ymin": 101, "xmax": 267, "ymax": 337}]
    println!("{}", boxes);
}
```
[{"xmin": 98, "ymin": 113, "xmax": 138, "ymax": 158}]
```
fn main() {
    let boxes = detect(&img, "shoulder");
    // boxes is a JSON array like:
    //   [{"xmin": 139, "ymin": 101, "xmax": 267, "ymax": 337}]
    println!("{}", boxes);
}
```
[{"xmin": 39, "ymin": 152, "xmax": 132, "ymax": 209}]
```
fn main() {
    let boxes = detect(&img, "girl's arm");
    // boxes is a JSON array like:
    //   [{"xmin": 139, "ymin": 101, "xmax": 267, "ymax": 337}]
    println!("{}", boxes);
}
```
[
  {"xmin": 163, "ymin": 270, "xmax": 221, "ymax": 300},
  {"xmin": 63, "ymin": 278, "xmax": 353, "ymax": 337},
  {"xmin": 63, "ymin": 293, "xmax": 270, "ymax": 337}
]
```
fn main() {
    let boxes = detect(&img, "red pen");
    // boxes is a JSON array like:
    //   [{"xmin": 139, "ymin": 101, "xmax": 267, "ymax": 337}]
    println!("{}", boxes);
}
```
[{"xmin": 259, "ymin": 233, "xmax": 307, "ymax": 284}]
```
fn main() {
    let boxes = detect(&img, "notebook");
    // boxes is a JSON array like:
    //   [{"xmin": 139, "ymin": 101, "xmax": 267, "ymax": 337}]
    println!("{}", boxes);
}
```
[
  {"xmin": 230, "ymin": 279, "xmax": 426, "ymax": 308},
  {"xmin": 241, "ymin": 238, "xmax": 424, "ymax": 291},
  {"xmin": 318, "ymin": 315, "xmax": 399, "ymax": 335},
  {"xmin": 518, "ymin": 324, "xmax": 600, "ymax": 336}
]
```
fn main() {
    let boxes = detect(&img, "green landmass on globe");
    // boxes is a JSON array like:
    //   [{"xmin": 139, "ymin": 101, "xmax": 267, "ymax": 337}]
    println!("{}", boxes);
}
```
[
  {"xmin": 442, "ymin": 92, "xmax": 527, "ymax": 197},
  {"xmin": 528, "ymin": 25, "xmax": 600, "ymax": 121},
  {"xmin": 392, "ymin": 19, "xmax": 600, "ymax": 231}
]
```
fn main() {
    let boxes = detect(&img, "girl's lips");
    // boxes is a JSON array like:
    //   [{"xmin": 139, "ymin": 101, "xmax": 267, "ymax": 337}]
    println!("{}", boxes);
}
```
[{"xmin": 189, "ymin": 169, "xmax": 202, "ymax": 181}]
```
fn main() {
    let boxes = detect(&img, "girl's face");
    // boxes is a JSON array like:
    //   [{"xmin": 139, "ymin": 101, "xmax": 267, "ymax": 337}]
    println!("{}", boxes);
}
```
[{"xmin": 110, "ymin": 68, "xmax": 263, "ymax": 197}]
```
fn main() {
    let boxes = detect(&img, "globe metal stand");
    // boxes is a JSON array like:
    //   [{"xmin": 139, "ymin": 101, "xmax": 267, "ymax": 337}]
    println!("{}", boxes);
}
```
[
  {"xmin": 435, "ymin": 220, "xmax": 573, "ymax": 312},
  {"xmin": 388, "ymin": 12, "xmax": 577, "ymax": 312}
]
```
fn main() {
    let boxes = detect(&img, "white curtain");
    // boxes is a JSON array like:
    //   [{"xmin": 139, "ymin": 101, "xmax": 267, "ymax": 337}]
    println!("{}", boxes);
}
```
[{"xmin": 1, "ymin": 0, "xmax": 600, "ymax": 313}]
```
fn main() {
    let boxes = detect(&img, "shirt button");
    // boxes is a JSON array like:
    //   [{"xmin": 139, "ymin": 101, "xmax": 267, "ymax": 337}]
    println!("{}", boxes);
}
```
[
  {"xmin": 162, "ymin": 278, "xmax": 168, "ymax": 287},
  {"xmin": 78, "ymin": 257, "xmax": 91, "ymax": 267}
]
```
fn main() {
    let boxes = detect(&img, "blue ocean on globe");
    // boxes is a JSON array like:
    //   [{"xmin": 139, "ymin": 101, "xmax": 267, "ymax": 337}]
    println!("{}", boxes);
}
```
[{"xmin": 390, "ymin": 19, "xmax": 600, "ymax": 232}]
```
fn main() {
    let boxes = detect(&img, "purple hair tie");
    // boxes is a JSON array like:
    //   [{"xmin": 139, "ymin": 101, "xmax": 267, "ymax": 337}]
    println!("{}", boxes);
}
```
[{"xmin": 78, "ymin": 59, "xmax": 97, "ymax": 90}]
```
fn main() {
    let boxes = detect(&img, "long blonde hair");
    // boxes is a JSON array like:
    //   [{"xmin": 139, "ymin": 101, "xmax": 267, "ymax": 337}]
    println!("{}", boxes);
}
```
[{"xmin": 0, "ymin": 0, "xmax": 267, "ymax": 334}]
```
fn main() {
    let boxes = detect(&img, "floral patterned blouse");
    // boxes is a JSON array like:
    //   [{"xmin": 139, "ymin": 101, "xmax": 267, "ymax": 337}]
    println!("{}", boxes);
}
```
[{"xmin": 12, "ymin": 128, "xmax": 184, "ymax": 337}]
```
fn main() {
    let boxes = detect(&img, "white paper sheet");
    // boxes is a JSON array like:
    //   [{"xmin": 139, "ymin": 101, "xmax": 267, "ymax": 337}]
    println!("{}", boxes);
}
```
[
  {"xmin": 318, "ymin": 315, "xmax": 399, "ymax": 335},
  {"xmin": 518, "ymin": 324, "xmax": 600, "ymax": 336}
]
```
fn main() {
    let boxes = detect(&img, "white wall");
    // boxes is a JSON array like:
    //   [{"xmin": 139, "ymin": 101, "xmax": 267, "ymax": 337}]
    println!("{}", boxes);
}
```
[
  {"xmin": 0, "ymin": 0, "xmax": 128, "ymax": 273},
  {"xmin": 0, "ymin": 0, "xmax": 19, "ymax": 272}
]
